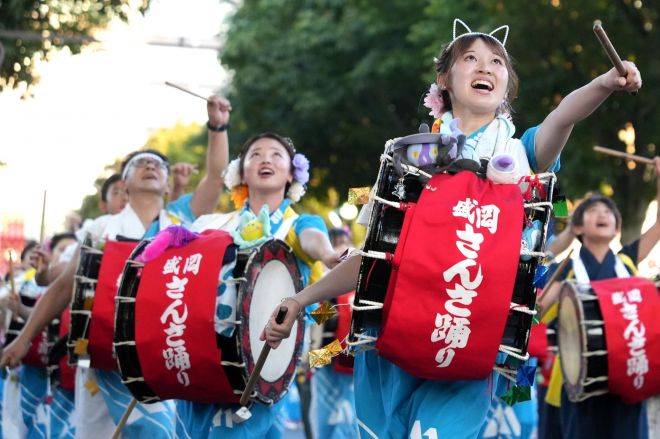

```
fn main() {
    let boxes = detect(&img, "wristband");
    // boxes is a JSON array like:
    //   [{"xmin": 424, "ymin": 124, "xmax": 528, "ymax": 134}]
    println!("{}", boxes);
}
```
[{"xmin": 207, "ymin": 121, "xmax": 230, "ymax": 132}]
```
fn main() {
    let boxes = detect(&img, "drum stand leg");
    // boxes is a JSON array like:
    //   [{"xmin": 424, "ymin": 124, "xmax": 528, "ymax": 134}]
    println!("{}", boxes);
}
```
[{"xmin": 112, "ymin": 397, "xmax": 137, "ymax": 439}]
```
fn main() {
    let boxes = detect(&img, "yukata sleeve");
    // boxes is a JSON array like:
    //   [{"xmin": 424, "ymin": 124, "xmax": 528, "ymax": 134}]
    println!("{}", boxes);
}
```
[
  {"xmin": 521, "ymin": 125, "xmax": 561, "ymax": 173},
  {"xmin": 166, "ymin": 193, "xmax": 196, "ymax": 226},
  {"xmin": 293, "ymin": 214, "xmax": 329, "ymax": 236}
]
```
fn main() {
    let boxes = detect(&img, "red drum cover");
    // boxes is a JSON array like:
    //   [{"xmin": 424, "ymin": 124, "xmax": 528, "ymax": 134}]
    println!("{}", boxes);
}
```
[
  {"xmin": 377, "ymin": 172, "xmax": 523, "ymax": 380},
  {"xmin": 87, "ymin": 241, "xmax": 138, "ymax": 369},
  {"xmin": 135, "ymin": 230, "xmax": 238, "ymax": 403},
  {"xmin": 23, "ymin": 295, "xmax": 48, "ymax": 368},
  {"xmin": 528, "ymin": 322, "xmax": 549, "ymax": 360},
  {"xmin": 592, "ymin": 276, "xmax": 660, "ymax": 404},
  {"xmin": 23, "ymin": 331, "xmax": 48, "ymax": 368}
]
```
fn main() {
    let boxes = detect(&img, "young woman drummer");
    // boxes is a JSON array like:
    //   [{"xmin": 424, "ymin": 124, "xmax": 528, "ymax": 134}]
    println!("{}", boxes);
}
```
[
  {"xmin": 263, "ymin": 18, "xmax": 642, "ymax": 439},
  {"xmin": 177, "ymin": 132, "xmax": 343, "ymax": 438}
]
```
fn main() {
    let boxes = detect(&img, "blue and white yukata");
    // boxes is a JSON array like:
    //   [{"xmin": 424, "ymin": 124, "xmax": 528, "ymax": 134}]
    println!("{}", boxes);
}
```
[{"xmin": 309, "ymin": 363, "xmax": 358, "ymax": 439}]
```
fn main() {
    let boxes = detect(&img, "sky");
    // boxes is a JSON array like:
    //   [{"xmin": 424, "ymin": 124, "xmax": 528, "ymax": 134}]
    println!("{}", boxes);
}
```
[{"xmin": 0, "ymin": 0, "xmax": 232, "ymax": 239}]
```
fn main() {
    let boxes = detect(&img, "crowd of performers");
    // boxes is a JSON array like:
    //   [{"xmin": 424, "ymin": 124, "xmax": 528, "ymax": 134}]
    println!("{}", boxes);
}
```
[{"xmin": 0, "ymin": 18, "xmax": 657, "ymax": 439}]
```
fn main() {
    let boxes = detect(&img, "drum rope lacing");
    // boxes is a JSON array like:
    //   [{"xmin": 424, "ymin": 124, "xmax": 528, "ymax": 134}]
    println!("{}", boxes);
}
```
[
  {"xmin": 492, "ymin": 365, "xmax": 519, "ymax": 383},
  {"xmin": 80, "ymin": 244, "xmax": 103, "ymax": 255},
  {"xmin": 345, "ymin": 333, "xmax": 378, "ymax": 352},
  {"xmin": 572, "ymin": 389, "xmax": 609, "ymax": 401},
  {"xmin": 222, "ymin": 277, "xmax": 247, "ymax": 285},
  {"xmin": 74, "ymin": 275, "xmax": 98, "ymax": 285},
  {"xmin": 351, "ymin": 299, "xmax": 384, "ymax": 311}
]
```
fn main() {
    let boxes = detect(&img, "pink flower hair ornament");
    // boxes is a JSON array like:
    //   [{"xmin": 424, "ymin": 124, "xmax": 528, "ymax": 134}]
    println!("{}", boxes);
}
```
[{"xmin": 423, "ymin": 83, "xmax": 445, "ymax": 119}]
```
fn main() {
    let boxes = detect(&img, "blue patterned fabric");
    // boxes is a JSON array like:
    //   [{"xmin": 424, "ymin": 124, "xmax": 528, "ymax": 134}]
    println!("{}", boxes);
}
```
[
  {"xmin": 310, "ymin": 366, "xmax": 358, "ymax": 439},
  {"xmin": 20, "ymin": 365, "xmax": 48, "ymax": 439},
  {"xmin": 50, "ymin": 388, "xmax": 75, "ymax": 439}
]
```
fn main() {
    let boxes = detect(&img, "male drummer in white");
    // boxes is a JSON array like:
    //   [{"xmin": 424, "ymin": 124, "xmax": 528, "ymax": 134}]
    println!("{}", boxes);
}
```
[
  {"xmin": 538, "ymin": 157, "xmax": 660, "ymax": 439},
  {"xmin": 0, "ymin": 95, "xmax": 232, "ymax": 438}
]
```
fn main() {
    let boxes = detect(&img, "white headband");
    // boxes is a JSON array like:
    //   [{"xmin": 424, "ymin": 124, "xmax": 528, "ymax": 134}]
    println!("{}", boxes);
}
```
[{"xmin": 122, "ymin": 152, "xmax": 168, "ymax": 180}]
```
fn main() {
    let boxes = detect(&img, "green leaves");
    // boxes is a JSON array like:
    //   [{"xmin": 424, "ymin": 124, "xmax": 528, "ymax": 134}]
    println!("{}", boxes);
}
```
[{"xmin": 0, "ymin": 0, "xmax": 149, "ymax": 91}]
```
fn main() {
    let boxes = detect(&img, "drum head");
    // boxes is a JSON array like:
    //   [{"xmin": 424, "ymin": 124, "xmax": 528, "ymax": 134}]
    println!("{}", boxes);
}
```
[
  {"xmin": 558, "ymin": 281, "xmax": 586, "ymax": 391},
  {"xmin": 237, "ymin": 239, "xmax": 304, "ymax": 404}
]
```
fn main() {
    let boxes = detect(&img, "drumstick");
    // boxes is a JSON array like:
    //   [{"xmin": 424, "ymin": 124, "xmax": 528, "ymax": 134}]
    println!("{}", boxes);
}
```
[
  {"xmin": 165, "ymin": 81, "xmax": 233, "ymax": 111},
  {"xmin": 111, "ymin": 397, "xmax": 137, "ymax": 439},
  {"xmin": 7, "ymin": 250, "xmax": 19, "ymax": 322},
  {"xmin": 538, "ymin": 248, "xmax": 574, "ymax": 299},
  {"xmin": 37, "ymin": 190, "xmax": 47, "ymax": 272},
  {"xmin": 593, "ymin": 146, "xmax": 654, "ymax": 165},
  {"xmin": 593, "ymin": 20, "xmax": 637, "ymax": 95},
  {"xmin": 239, "ymin": 306, "xmax": 288, "ymax": 406},
  {"xmin": 7, "ymin": 251, "xmax": 17, "ymax": 298},
  {"xmin": 164, "ymin": 81, "xmax": 209, "ymax": 101}
]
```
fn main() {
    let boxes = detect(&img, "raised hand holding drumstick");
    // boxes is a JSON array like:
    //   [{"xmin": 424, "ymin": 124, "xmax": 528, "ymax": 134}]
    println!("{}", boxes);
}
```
[
  {"xmin": 593, "ymin": 21, "xmax": 640, "ymax": 95},
  {"xmin": 591, "ymin": 21, "xmax": 641, "ymax": 95}
]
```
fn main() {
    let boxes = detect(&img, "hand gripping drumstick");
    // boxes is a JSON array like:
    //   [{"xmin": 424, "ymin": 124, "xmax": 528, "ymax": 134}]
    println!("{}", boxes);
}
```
[
  {"xmin": 593, "ymin": 145, "xmax": 654, "ymax": 165},
  {"xmin": 593, "ymin": 20, "xmax": 637, "ymax": 96},
  {"xmin": 111, "ymin": 397, "xmax": 137, "ymax": 439},
  {"xmin": 239, "ymin": 306, "xmax": 289, "ymax": 407}
]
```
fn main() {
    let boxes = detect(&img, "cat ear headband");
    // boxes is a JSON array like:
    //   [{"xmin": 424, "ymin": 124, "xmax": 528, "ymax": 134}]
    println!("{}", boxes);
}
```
[{"xmin": 447, "ymin": 18, "xmax": 509, "ymax": 52}]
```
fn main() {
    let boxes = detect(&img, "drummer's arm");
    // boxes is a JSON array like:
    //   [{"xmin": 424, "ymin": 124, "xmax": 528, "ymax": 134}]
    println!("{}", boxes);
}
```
[
  {"xmin": 534, "ymin": 61, "xmax": 641, "ymax": 171},
  {"xmin": 537, "ymin": 281, "xmax": 562, "ymax": 320},
  {"xmin": 0, "ymin": 248, "xmax": 78, "ymax": 366},
  {"xmin": 262, "ymin": 254, "xmax": 362, "ymax": 348},
  {"xmin": 190, "ymin": 96, "xmax": 231, "ymax": 217},
  {"xmin": 637, "ymin": 157, "xmax": 660, "ymax": 263},
  {"xmin": 546, "ymin": 226, "xmax": 575, "ymax": 260},
  {"xmin": 299, "ymin": 228, "xmax": 341, "ymax": 269}
]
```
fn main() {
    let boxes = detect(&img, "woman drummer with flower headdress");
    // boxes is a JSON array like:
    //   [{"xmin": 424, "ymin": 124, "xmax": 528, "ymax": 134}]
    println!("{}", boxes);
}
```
[
  {"xmin": 262, "ymin": 18, "xmax": 642, "ymax": 439},
  {"xmin": 178, "ymin": 132, "xmax": 343, "ymax": 438}
]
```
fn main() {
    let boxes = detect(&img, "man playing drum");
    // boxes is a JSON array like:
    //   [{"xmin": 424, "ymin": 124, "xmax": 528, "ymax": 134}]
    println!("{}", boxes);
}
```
[
  {"xmin": 0, "ymin": 95, "xmax": 231, "ymax": 438},
  {"xmin": 537, "ymin": 157, "xmax": 660, "ymax": 439}
]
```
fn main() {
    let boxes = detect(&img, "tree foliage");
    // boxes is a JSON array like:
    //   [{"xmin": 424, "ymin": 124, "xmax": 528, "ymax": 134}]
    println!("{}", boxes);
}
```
[
  {"xmin": 0, "ymin": 0, "xmax": 149, "ymax": 91},
  {"xmin": 221, "ymin": 0, "xmax": 659, "ymax": 241}
]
